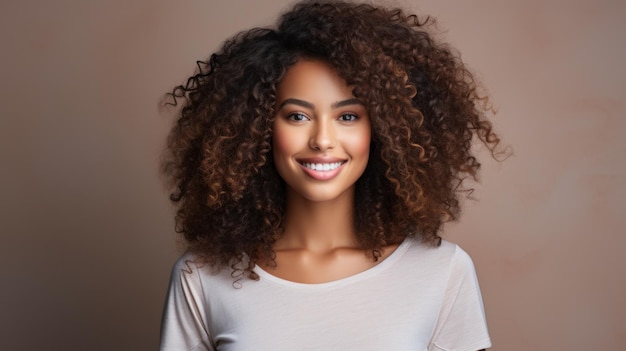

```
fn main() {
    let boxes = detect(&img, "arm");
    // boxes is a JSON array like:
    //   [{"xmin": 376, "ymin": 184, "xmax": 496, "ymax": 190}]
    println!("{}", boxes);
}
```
[
  {"xmin": 428, "ymin": 246, "xmax": 492, "ymax": 351},
  {"xmin": 159, "ymin": 256, "xmax": 214, "ymax": 351}
]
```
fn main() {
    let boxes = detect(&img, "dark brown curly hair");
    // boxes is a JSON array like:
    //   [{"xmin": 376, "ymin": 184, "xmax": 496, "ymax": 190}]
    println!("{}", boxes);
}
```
[{"xmin": 162, "ymin": 0, "xmax": 501, "ymax": 280}]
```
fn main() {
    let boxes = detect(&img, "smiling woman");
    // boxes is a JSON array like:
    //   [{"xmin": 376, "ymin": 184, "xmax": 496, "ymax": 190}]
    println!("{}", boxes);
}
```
[
  {"xmin": 159, "ymin": 1, "xmax": 500, "ymax": 350},
  {"xmin": 272, "ymin": 60, "xmax": 371, "ymax": 203}
]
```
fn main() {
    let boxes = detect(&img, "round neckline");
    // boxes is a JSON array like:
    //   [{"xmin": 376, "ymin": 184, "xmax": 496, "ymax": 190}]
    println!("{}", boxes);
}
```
[{"xmin": 253, "ymin": 236, "xmax": 413, "ymax": 289}]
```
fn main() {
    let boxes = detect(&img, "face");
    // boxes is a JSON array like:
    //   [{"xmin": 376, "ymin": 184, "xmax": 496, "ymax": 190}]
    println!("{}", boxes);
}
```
[{"xmin": 272, "ymin": 60, "xmax": 371, "ymax": 203}]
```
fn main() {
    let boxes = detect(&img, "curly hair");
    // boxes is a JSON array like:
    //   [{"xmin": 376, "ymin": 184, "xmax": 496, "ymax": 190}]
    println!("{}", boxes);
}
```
[{"xmin": 162, "ymin": 0, "xmax": 501, "ymax": 280}]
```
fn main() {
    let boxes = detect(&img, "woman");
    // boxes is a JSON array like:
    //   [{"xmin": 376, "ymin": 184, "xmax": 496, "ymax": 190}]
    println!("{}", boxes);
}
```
[{"xmin": 159, "ymin": 1, "xmax": 500, "ymax": 350}]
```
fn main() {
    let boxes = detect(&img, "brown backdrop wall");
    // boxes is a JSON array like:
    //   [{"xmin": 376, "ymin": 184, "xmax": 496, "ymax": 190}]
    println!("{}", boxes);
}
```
[{"xmin": 1, "ymin": 0, "xmax": 624, "ymax": 350}]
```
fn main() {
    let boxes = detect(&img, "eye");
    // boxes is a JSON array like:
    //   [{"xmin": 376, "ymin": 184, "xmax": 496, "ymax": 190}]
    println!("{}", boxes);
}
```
[
  {"xmin": 287, "ymin": 112, "xmax": 310, "ymax": 122},
  {"xmin": 338, "ymin": 113, "xmax": 358, "ymax": 122}
]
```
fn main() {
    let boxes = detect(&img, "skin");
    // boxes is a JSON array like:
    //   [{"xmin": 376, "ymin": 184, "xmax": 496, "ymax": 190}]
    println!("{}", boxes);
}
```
[{"xmin": 266, "ymin": 59, "xmax": 398, "ymax": 284}]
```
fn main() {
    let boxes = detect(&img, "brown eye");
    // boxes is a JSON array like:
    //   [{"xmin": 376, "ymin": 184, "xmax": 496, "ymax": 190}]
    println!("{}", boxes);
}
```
[
  {"xmin": 339, "ymin": 113, "xmax": 358, "ymax": 122},
  {"xmin": 288, "ymin": 112, "xmax": 309, "ymax": 121}
]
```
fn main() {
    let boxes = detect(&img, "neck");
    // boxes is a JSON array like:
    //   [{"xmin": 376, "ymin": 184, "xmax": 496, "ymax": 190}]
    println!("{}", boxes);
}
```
[{"xmin": 277, "ymin": 187, "xmax": 358, "ymax": 252}]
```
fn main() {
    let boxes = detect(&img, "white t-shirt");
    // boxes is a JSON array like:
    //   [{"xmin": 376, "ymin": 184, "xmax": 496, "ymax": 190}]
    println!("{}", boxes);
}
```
[{"xmin": 159, "ymin": 237, "xmax": 491, "ymax": 351}]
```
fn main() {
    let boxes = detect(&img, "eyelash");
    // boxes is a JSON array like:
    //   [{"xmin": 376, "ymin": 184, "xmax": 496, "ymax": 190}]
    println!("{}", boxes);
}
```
[
  {"xmin": 287, "ymin": 112, "xmax": 309, "ymax": 121},
  {"xmin": 286, "ymin": 113, "xmax": 359, "ymax": 122},
  {"xmin": 339, "ymin": 113, "xmax": 358, "ymax": 122}
]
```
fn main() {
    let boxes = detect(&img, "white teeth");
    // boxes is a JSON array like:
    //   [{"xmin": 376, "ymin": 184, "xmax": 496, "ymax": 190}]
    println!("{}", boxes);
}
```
[{"xmin": 302, "ymin": 162, "xmax": 343, "ymax": 171}]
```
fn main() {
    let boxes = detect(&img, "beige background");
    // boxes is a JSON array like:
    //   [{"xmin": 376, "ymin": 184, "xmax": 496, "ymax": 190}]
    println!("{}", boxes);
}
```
[{"xmin": 1, "ymin": 0, "xmax": 624, "ymax": 350}]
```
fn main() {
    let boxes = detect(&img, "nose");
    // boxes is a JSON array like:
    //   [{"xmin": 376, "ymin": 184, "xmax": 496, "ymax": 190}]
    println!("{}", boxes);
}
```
[{"xmin": 309, "ymin": 119, "xmax": 336, "ymax": 151}]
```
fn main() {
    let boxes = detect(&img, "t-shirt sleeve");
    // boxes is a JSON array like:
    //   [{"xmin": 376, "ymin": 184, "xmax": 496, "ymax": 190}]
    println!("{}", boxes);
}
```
[
  {"xmin": 428, "ymin": 246, "xmax": 492, "ymax": 351},
  {"xmin": 159, "ymin": 255, "xmax": 215, "ymax": 351}
]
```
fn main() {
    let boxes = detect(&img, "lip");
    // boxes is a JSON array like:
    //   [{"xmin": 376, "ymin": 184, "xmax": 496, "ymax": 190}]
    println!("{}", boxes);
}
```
[{"xmin": 296, "ymin": 157, "xmax": 347, "ymax": 181}]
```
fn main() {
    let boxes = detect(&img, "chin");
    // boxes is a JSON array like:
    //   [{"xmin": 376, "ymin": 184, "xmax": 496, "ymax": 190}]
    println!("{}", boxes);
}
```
[{"xmin": 288, "ymin": 185, "xmax": 355, "ymax": 203}]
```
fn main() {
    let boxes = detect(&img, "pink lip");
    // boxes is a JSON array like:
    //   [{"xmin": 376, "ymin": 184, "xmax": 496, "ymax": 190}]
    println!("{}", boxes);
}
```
[
  {"xmin": 297, "ymin": 156, "xmax": 346, "ymax": 163},
  {"xmin": 296, "ymin": 157, "xmax": 347, "ymax": 181}
]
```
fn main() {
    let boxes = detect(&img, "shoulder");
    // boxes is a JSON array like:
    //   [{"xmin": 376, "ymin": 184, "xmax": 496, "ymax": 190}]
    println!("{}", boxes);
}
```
[
  {"xmin": 166, "ymin": 252, "xmax": 228, "ymax": 290},
  {"xmin": 403, "ymin": 237, "xmax": 475, "ymax": 267},
  {"xmin": 164, "ymin": 253, "xmax": 205, "ymax": 294},
  {"xmin": 440, "ymin": 240, "xmax": 478, "ymax": 272},
  {"xmin": 169, "ymin": 252, "xmax": 205, "ymax": 278},
  {"xmin": 167, "ymin": 252, "xmax": 255, "ymax": 294},
  {"xmin": 398, "ymin": 237, "xmax": 480, "ymax": 286}
]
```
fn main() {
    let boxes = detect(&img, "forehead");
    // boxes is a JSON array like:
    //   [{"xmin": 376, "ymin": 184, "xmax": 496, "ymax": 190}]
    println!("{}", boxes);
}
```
[{"xmin": 276, "ymin": 60, "xmax": 354, "ymax": 101}]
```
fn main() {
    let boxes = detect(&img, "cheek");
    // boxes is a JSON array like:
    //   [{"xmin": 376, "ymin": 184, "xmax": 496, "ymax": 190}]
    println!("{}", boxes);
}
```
[
  {"xmin": 272, "ymin": 123, "xmax": 306, "ymax": 170},
  {"xmin": 272, "ymin": 125, "xmax": 293, "ymax": 159},
  {"xmin": 348, "ymin": 127, "xmax": 372, "ymax": 161},
  {"xmin": 357, "ymin": 134, "xmax": 371, "ymax": 156}
]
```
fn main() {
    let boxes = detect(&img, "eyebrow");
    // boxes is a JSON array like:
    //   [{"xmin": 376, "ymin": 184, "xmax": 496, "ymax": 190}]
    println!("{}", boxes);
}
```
[
  {"xmin": 278, "ymin": 98, "xmax": 364, "ymax": 110},
  {"xmin": 332, "ymin": 98, "xmax": 363, "ymax": 109}
]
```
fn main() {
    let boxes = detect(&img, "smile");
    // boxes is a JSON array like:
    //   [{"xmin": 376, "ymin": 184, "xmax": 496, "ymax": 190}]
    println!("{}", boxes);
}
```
[{"xmin": 300, "ymin": 162, "xmax": 345, "ymax": 171}]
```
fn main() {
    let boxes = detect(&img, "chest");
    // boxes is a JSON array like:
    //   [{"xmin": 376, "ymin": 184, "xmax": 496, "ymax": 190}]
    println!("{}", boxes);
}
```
[{"xmin": 205, "ymin": 272, "xmax": 446, "ymax": 350}]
